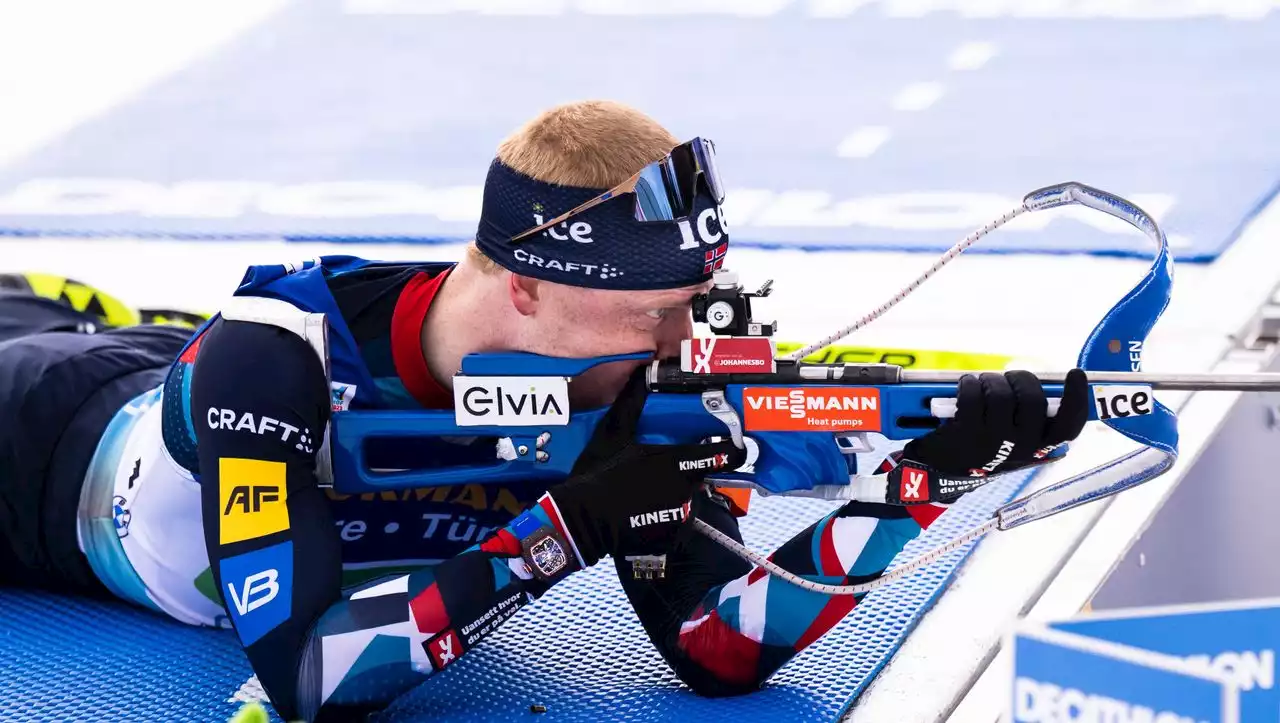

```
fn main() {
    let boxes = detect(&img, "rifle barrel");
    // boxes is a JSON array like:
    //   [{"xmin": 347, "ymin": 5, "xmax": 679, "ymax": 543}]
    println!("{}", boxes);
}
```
[
  {"xmin": 902, "ymin": 370, "xmax": 1280, "ymax": 392},
  {"xmin": 649, "ymin": 359, "xmax": 1280, "ymax": 393},
  {"xmin": 648, "ymin": 360, "xmax": 905, "ymax": 390}
]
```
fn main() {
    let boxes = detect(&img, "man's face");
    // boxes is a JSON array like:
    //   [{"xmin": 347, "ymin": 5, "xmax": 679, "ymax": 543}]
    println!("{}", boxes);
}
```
[{"xmin": 520, "ymin": 278, "xmax": 713, "ymax": 407}]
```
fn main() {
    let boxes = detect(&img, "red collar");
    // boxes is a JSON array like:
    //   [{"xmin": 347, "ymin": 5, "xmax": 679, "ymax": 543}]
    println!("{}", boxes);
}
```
[{"xmin": 390, "ymin": 268, "xmax": 455, "ymax": 409}]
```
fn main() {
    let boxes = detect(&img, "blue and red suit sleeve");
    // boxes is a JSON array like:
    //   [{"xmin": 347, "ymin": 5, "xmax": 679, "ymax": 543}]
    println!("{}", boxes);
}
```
[
  {"xmin": 618, "ymin": 454, "xmax": 948, "ymax": 694},
  {"xmin": 191, "ymin": 318, "xmax": 585, "ymax": 722}
]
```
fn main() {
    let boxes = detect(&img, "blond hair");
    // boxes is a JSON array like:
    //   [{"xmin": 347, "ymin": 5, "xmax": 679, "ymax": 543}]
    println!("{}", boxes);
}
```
[{"xmin": 468, "ymin": 100, "xmax": 679, "ymax": 273}]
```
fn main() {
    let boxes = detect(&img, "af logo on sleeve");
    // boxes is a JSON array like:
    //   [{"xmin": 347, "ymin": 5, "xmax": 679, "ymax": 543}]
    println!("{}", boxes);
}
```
[{"xmin": 219, "ymin": 458, "xmax": 289, "ymax": 544}]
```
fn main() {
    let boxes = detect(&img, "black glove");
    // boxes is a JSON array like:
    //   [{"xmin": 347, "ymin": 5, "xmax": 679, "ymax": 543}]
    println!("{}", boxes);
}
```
[
  {"xmin": 544, "ymin": 370, "xmax": 747, "ymax": 571},
  {"xmin": 886, "ymin": 369, "xmax": 1089, "ymax": 505}
]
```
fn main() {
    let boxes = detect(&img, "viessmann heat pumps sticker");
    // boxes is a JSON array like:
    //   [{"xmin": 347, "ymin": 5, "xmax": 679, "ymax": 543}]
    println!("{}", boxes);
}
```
[{"xmin": 742, "ymin": 387, "xmax": 882, "ymax": 432}]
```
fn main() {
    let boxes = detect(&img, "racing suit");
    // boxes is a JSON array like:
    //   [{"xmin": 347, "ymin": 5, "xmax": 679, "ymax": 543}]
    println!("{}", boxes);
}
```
[{"xmin": 0, "ymin": 256, "xmax": 946, "ymax": 721}]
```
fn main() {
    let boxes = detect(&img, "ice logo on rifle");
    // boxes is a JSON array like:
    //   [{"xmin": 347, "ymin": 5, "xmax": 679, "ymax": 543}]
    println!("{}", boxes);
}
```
[{"xmin": 529, "ymin": 536, "xmax": 567, "ymax": 578}]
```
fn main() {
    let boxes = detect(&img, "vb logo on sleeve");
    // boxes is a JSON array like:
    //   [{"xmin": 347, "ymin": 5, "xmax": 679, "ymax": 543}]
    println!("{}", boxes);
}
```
[
  {"xmin": 219, "ymin": 458, "xmax": 289, "ymax": 544},
  {"xmin": 219, "ymin": 540, "xmax": 293, "ymax": 646}
]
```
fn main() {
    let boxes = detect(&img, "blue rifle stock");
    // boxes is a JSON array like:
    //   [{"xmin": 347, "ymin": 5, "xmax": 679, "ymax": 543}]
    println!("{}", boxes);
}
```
[
  {"xmin": 328, "ymin": 350, "xmax": 1077, "ymax": 497},
  {"xmin": 327, "ymin": 181, "xmax": 1207, "ymax": 547}
]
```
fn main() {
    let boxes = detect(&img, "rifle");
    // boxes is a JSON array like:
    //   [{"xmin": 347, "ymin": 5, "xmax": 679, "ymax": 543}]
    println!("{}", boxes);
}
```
[{"xmin": 328, "ymin": 182, "xmax": 1280, "ymax": 595}]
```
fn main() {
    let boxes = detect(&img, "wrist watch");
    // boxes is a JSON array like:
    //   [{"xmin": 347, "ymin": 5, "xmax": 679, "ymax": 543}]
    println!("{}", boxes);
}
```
[{"xmin": 512, "ymin": 513, "xmax": 572, "ymax": 582}]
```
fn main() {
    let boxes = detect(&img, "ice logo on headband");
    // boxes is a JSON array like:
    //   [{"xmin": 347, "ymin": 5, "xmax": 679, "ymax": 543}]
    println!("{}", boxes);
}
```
[
  {"xmin": 513, "ymin": 200, "xmax": 726, "ymax": 282},
  {"xmin": 530, "ymin": 202, "xmax": 595, "ymax": 244},
  {"xmin": 678, "ymin": 205, "xmax": 730, "ymax": 251},
  {"xmin": 526, "ymin": 201, "xmax": 730, "ymax": 250},
  {"xmin": 474, "ymin": 158, "xmax": 732, "ymax": 290},
  {"xmin": 517, "ymin": 201, "xmax": 625, "ymax": 280}
]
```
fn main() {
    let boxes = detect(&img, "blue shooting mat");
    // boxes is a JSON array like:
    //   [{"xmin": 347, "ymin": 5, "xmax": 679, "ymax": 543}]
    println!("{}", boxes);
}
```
[
  {"xmin": 0, "ymin": 467, "xmax": 1035, "ymax": 723},
  {"xmin": 0, "ymin": 1, "xmax": 1278, "ymax": 261}
]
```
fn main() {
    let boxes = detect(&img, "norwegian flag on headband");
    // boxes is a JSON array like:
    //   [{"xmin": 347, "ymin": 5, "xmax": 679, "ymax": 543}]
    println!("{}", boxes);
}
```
[{"xmin": 703, "ymin": 243, "xmax": 728, "ymax": 274}]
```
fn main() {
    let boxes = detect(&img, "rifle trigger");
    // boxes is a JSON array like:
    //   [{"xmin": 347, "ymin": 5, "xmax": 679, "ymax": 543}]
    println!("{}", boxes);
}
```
[
  {"xmin": 701, "ymin": 390, "xmax": 745, "ymax": 449},
  {"xmin": 835, "ymin": 432, "xmax": 875, "ymax": 454}
]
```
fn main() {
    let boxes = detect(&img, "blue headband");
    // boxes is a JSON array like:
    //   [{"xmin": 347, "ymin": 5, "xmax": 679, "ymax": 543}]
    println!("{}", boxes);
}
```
[{"xmin": 473, "ymin": 159, "xmax": 730, "ymax": 290}]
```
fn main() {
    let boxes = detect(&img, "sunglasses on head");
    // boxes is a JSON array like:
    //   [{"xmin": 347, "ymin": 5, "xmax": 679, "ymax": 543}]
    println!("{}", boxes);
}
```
[{"xmin": 510, "ymin": 137, "xmax": 724, "ymax": 243}]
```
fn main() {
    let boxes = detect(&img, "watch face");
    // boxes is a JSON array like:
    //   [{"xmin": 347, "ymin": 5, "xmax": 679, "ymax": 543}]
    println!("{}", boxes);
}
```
[{"xmin": 529, "ymin": 535, "xmax": 568, "ymax": 578}]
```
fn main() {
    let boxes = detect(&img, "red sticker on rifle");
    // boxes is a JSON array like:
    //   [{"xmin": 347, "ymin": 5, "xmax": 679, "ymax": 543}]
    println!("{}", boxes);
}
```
[
  {"xmin": 680, "ymin": 338, "xmax": 776, "ymax": 374},
  {"xmin": 742, "ymin": 387, "xmax": 882, "ymax": 432}
]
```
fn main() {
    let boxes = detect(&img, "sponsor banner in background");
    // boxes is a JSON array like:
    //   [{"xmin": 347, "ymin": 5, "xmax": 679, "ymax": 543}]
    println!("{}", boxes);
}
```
[
  {"xmin": 1009, "ymin": 623, "xmax": 1239, "ymax": 723},
  {"xmin": 1049, "ymin": 598, "xmax": 1280, "ymax": 722},
  {"xmin": 0, "ymin": 1, "xmax": 1276, "ymax": 260},
  {"xmin": 342, "ymin": 0, "xmax": 1280, "ymax": 20}
]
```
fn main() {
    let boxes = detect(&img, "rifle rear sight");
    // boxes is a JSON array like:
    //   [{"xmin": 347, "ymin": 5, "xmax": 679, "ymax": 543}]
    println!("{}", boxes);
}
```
[{"xmin": 691, "ymin": 269, "xmax": 777, "ymax": 338}]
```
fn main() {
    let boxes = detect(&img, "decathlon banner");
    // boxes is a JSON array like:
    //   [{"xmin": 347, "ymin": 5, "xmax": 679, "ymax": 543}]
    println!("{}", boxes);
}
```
[
  {"xmin": 0, "ymin": 0, "xmax": 1278, "ymax": 260},
  {"xmin": 1049, "ymin": 598, "xmax": 1280, "ymax": 722},
  {"xmin": 1009, "ymin": 624, "xmax": 1239, "ymax": 723}
]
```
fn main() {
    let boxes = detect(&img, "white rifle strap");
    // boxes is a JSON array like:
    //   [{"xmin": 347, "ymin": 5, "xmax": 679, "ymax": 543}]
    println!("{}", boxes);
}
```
[{"xmin": 219, "ymin": 296, "xmax": 337, "ymax": 487}]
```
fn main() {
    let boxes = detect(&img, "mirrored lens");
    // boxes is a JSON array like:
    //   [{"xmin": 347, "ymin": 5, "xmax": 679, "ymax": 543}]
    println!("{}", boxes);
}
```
[
  {"xmin": 632, "ymin": 162, "xmax": 676, "ymax": 222},
  {"xmin": 666, "ymin": 143, "xmax": 699, "ymax": 217},
  {"xmin": 694, "ymin": 138, "xmax": 724, "ymax": 202},
  {"xmin": 625, "ymin": 138, "xmax": 724, "ymax": 223}
]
